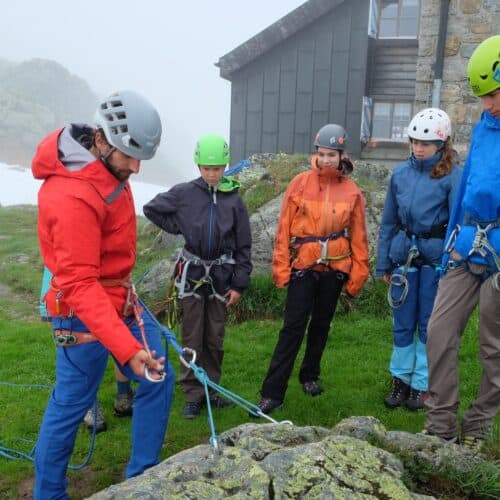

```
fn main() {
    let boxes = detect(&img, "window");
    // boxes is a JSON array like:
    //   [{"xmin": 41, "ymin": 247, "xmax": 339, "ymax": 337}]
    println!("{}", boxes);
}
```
[
  {"xmin": 372, "ymin": 101, "xmax": 413, "ymax": 140},
  {"xmin": 379, "ymin": 0, "xmax": 420, "ymax": 38}
]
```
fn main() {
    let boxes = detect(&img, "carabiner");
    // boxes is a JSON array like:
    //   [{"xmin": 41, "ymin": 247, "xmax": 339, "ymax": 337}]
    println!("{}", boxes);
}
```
[
  {"xmin": 179, "ymin": 347, "xmax": 197, "ymax": 369},
  {"xmin": 388, "ymin": 272, "xmax": 409, "ymax": 309},
  {"xmin": 144, "ymin": 367, "xmax": 165, "ymax": 383}
]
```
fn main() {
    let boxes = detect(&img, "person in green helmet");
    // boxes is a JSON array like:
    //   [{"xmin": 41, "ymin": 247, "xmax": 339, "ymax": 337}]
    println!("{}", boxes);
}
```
[
  {"xmin": 423, "ymin": 34, "xmax": 500, "ymax": 452},
  {"xmin": 144, "ymin": 134, "xmax": 252, "ymax": 419}
]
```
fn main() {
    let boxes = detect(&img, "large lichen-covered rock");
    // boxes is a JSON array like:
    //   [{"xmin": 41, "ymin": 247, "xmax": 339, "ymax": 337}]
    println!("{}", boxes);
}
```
[
  {"xmin": 88, "ymin": 445, "xmax": 270, "ymax": 499},
  {"xmin": 89, "ymin": 418, "xmax": 455, "ymax": 499},
  {"xmin": 260, "ymin": 434, "xmax": 411, "ymax": 499}
]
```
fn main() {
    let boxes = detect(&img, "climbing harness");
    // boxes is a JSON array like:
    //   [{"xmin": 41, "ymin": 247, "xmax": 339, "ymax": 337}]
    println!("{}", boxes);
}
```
[
  {"xmin": 398, "ymin": 222, "xmax": 447, "ymax": 241},
  {"xmin": 445, "ymin": 219, "xmax": 500, "ymax": 291},
  {"xmin": 291, "ymin": 228, "xmax": 351, "ymax": 279},
  {"xmin": 388, "ymin": 235, "xmax": 420, "ymax": 309},
  {"xmin": 173, "ymin": 248, "xmax": 235, "ymax": 303}
]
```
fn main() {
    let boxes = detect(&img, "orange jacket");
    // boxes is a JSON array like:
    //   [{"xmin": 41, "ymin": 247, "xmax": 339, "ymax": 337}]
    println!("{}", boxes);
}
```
[
  {"xmin": 32, "ymin": 127, "xmax": 144, "ymax": 365},
  {"xmin": 272, "ymin": 155, "xmax": 369, "ymax": 296}
]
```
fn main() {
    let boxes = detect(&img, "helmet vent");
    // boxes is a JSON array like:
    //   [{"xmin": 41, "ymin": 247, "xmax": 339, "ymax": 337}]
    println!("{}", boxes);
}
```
[
  {"xmin": 110, "ymin": 124, "xmax": 128, "ymax": 136},
  {"xmin": 128, "ymin": 137, "xmax": 141, "ymax": 149}
]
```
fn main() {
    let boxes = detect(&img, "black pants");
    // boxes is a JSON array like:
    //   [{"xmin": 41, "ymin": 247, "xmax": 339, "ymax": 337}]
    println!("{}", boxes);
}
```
[{"xmin": 260, "ymin": 270, "xmax": 346, "ymax": 400}]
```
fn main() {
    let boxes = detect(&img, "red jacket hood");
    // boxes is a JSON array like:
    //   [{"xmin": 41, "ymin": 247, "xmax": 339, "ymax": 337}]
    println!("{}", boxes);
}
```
[{"xmin": 32, "ymin": 126, "xmax": 125, "ymax": 199}]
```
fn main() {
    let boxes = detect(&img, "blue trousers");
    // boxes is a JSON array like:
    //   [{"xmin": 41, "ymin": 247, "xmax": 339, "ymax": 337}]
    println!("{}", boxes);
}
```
[
  {"xmin": 389, "ymin": 265, "xmax": 438, "ymax": 391},
  {"xmin": 34, "ymin": 310, "xmax": 175, "ymax": 500}
]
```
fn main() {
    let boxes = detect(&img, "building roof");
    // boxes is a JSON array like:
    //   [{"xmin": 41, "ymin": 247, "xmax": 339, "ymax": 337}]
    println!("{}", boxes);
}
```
[{"xmin": 216, "ymin": 0, "xmax": 345, "ymax": 80}]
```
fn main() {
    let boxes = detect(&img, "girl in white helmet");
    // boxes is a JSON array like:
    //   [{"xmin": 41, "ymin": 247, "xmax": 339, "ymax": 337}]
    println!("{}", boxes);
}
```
[{"xmin": 376, "ymin": 108, "xmax": 462, "ymax": 411}]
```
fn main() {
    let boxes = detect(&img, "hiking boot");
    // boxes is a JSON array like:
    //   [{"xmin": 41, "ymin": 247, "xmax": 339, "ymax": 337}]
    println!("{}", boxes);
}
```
[
  {"xmin": 209, "ymin": 395, "xmax": 236, "ymax": 409},
  {"xmin": 384, "ymin": 377, "xmax": 410, "ymax": 409},
  {"xmin": 461, "ymin": 435, "xmax": 485, "ymax": 453},
  {"xmin": 302, "ymin": 380, "xmax": 324, "ymax": 397},
  {"xmin": 420, "ymin": 429, "xmax": 457, "ymax": 443},
  {"xmin": 405, "ymin": 388, "xmax": 428, "ymax": 411},
  {"xmin": 182, "ymin": 401, "xmax": 202, "ymax": 419},
  {"xmin": 83, "ymin": 402, "xmax": 107, "ymax": 433},
  {"xmin": 114, "ymin": 391, "xmax": 134, "ymax": 417},
  {"xmin": 253, "ymin": 397, "xmax": 283, "ymax": 416}
]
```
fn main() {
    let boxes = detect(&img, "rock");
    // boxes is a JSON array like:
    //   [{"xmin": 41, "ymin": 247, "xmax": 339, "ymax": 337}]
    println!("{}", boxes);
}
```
[
  {"xmin": 138, "ymin": 259, "xmax": 176, "ymax": 298},
  {"xmin": 89, "ymin": 417, "xmax": 489, "ymax": 499}
]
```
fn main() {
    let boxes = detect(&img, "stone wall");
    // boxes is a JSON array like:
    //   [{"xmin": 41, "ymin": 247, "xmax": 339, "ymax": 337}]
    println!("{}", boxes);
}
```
[{"xmin": 415, "ymin": 0, "xmax": 499, "ymax": 158}]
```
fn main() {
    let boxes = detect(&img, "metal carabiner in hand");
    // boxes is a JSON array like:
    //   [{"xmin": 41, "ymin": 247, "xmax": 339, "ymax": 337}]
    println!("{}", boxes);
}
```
[{"xmin": 145, "ymin": 366, "xmax": 166, "ymax": 383}]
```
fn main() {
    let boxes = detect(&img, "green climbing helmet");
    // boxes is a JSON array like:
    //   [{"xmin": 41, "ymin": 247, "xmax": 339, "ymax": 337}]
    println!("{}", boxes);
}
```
[
  {"xmin": 193, "ymin": 134, "xmax": 231, "ymax": 166},
  {"xmin": 467, "ymin": 35, "xmax": 500, "ymax": 97}
]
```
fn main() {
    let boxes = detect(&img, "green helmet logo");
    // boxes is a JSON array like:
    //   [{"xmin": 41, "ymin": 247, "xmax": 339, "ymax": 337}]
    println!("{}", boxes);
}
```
[
  {"xmin": 194, "ymin": 134, "xmax": 231, "ymax": 166},
  {"xmin": 467, "ymin": 35, "xmax": 500, "ymax": 97}
]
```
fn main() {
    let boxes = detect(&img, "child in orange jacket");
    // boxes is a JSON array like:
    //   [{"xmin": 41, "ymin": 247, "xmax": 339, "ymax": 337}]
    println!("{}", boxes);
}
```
[{"xmin": 255, "ymin": 123, "xmax": 369, "ymax": 414}]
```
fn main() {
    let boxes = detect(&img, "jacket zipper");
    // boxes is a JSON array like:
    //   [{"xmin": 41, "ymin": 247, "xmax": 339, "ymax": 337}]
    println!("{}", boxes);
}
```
[{"xmin": 207, "ymin": 186, "xmax": 214, "ymax": 257}]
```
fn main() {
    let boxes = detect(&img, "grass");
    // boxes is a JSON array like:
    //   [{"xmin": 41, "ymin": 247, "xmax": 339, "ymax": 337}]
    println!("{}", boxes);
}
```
[
  {"xmin": 1, "ymin": 204, "xmax": 499, "ymax": 498},
  {"xmin": 238, "ymin": 154, "xmax": 309, "ymax": 214}
]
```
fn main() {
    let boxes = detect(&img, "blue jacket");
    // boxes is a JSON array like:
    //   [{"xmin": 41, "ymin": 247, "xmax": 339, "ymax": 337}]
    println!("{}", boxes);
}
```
[
  {"xmin": 445, "ymin": 111, "xmax": 500, "ymax": 268},
  {"xmin": 376, "ymin": 152, "xmax": 462, "ymax": 276}
]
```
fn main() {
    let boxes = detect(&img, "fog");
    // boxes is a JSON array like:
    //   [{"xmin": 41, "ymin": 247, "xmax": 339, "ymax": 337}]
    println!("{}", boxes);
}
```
[
  {"xmin": 0, "ymin": 162, "xmax": 168, "ymax": 216},
  {"xmin": 1, "ymin": 0, "xmax": 305, "ymax": 185}
]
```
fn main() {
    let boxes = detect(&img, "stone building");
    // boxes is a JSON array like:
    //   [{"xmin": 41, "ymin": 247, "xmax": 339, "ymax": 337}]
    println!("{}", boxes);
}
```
[
  {"xmin": 217, "ymin": 0, "xmax": 499, "ymax": 164},
  {"xmin": 416, "ymin": 0, "xmax": 499, "ymax": 158}
]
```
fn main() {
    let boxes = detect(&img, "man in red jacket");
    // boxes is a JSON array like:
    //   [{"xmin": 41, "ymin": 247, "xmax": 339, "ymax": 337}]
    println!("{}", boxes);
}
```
[{"xmin": 32, "ymin": 90, "xmax": 174, "ymax": 499}]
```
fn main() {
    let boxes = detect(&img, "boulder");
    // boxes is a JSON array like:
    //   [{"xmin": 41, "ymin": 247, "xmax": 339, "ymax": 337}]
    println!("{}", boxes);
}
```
[{"xmin": 88, "ymin": 416, "xmax": 487, "ymax": 499}]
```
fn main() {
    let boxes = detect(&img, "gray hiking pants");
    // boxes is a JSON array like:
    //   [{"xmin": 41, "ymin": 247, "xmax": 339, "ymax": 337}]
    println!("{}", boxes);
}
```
[
  {"xmin": 425, "ymin": 264, "xmax": 500, "ymax": 438},
  {"xmin": 179, "ymin": 292, "xmax": 226, "ymax": 403}
]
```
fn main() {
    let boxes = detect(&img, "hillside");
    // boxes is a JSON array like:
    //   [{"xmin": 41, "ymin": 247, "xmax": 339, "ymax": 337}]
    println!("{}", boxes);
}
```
[
  {"xmin": 0, "ymin": 57, "xmax": 174, "ymax": 186},
  {"xmin": 0, "ymin": 58, "xmax": 98, "ymax": 166}
]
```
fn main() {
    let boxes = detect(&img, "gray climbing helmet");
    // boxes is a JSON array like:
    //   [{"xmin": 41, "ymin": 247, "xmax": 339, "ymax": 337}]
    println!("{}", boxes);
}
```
[
  {"xmin": 313, "ymin": 124, "xmax": 348, "ymax": 151},
  {"xmin": 94, "ymin": 90, "xmax": 162, "ymax": 160}
]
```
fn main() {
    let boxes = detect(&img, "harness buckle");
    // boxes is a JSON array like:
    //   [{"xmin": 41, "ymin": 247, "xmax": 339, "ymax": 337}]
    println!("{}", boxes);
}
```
[{"xmin": 55, "ymin": 333, "xmax": 77, "ymax": 345}]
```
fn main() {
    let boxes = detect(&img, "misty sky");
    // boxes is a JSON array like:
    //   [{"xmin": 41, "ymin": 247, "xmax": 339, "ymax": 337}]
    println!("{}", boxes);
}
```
[{"xmin": 1, "ymin": 0, "xmax": 306, "ymax": 184}]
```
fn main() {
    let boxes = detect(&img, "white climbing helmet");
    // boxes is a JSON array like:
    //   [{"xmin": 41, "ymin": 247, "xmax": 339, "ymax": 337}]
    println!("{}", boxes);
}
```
[{"xmin": 407, "ymin": 108, "xmax": 451, "ymax": 142}]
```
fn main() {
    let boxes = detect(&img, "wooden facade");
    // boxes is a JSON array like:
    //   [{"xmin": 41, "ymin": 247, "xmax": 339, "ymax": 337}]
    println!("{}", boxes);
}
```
[
  {"xmin": 217, "ymin": 0, "xmax": 422, "ymax": 163},
  {"xmin": 217, "ymin": 0, "xmax": 370, "ymax": 163}
]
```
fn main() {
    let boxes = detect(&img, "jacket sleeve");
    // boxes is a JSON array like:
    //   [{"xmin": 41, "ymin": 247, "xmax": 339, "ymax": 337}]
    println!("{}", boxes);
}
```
[
  {"xmin": 345, "ymin": 191, "xmax": 369, "ymax": 296},
  {"xmin": 271, "ymin": 182, "xmax": 300, "ymax": 287},
  {"xmin": 447, "ymin": 165, "xmax": 463, "ymax": 224},
  {"xmin": 230, "ymin": 199, "xmax": 252, "ymax": 293},
  {"xmin": 375, "ymin": 175, "xmax": 399, "ymax": 277},
  {"xmin": 46, "ymin": 191, "xmax": 144, "ymax": 365},
  {"xmin": 143, "ymin": 187, "xmax": 181, "ymax": 234}
]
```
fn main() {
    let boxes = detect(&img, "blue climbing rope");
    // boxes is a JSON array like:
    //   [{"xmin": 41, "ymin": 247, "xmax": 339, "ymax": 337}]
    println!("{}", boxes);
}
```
[
  {"xmin": 1, "ymin": 275, "xmax": 289, "ymax": 466},
  {"xmin": 140, "ymin": 301, "xmax": 292, "ymax": 453},
  {"xmin": 0, "ymin": 381, "xmax": 98, "ymax": 469},
  {"xmin": 224, "ymin": 159, "xmax": 251, "ymax": 177}
]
